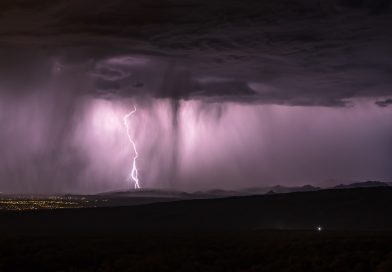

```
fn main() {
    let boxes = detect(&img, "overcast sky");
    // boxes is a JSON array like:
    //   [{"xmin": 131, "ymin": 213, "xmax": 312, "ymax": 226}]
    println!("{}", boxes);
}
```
[{"xmin": 0, "ymin": 0, "xmax": 391, "ymax": 193}]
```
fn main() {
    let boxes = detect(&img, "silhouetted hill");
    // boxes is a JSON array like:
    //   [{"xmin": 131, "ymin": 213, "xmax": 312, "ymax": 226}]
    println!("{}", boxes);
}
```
[
  {"xmin": 100, "ymin": 181, "xmax": 389, "ymax": 199},
  {"xmin": 100, "ymin": 184, "xmax": 321, "ymax": 199},
  {"xmin": 242, "ymin": 185, "xmax": 321, "ymax": 194},
  {"xmin": 0, "ymin": 187, "xmax": 391, "ymax": 235},
  {"xmin": 333, "ymin": 181, "xmax": 391, "ymax": 189}
]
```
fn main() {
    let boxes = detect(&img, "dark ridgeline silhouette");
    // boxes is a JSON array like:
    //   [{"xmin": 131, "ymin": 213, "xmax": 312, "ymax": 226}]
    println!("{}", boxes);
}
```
[
  {"xmin": 0, "ymin": 187, "xmax": 392, "ymax": 271},
  {"xmin": 0, "ymin": 187, "xmax": 391, "ymax": 235}
]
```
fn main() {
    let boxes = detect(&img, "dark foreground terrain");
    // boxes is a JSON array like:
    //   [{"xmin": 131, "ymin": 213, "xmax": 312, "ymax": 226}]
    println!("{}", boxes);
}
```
[
  {"xmin": 0, "ymin": 188, "xmax": 391, "ymax": 271},
  {"xmin": 0, "ymin": 188, "xmax": 391, "ymax": 234},
  {"xmin": 1, "ymin": 231, "xmax": 392, "ymax": 272}
]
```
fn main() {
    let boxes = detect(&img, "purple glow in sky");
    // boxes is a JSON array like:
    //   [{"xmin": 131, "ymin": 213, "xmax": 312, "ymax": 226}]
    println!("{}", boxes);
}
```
[
  {"xmin": 123, "ymin": 105, "xmax": 141, "ymax": 189},
  {"xmin": 0, "ymin": 93, "xmax": 391, "ymax": 193},
  {"xmin": 0, "ymin": 0, "xmax": 391, "ymax": 193}
]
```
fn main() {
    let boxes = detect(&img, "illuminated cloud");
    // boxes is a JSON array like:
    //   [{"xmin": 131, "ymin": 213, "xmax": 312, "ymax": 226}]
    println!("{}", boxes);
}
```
[
  {"xmin": 0, "ymin": 0, "xmax": 391, "ymax": 193},
  {"xmin": 0, "ymin": 0, "xmax": 390, "ymax": 105},
  {"xmin": 376, "ymin": 98, "xmax": 392, "ymax": 107}
]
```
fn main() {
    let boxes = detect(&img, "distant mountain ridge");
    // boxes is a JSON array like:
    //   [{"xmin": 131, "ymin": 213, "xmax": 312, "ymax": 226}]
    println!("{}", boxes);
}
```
[
  {"xmin": 333, "ymin": 181, "xmax": 392, "ymax": 189},
  {"xmin": 242, "ymin": 185, "xmax": 321, "ymax": 195},
  {"xmin": 99, "ymin": 181, "xmax": 391, "ymax": 199},
  {"xmin": 2, "ymin": 187, "xmax": 392, "ymax": 234}
]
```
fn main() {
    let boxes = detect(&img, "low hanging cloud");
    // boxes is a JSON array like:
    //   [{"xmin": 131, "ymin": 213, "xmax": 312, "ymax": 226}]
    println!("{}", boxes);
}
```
[
  {"xmin": 376, "ymin": 98, "xmax": 392, "ymax": 107},
  {"xmin": 0, "ymin": 1, "xmax": 392, "ymax": 194},
  {"xmin": 0, "ymin": 0, "xmax": 391, "ymax": 106}
]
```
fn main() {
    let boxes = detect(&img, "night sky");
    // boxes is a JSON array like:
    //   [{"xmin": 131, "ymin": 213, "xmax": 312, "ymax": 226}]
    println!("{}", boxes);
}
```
[{"xmin": 0, "ymin": 0, "xmax": 391, "ymax": 193}]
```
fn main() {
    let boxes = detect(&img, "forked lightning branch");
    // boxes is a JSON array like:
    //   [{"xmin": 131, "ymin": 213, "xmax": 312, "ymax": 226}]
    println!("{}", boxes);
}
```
[{"xmin": 123, "ymin": 105, "xmax": 141, "ymax": 189}]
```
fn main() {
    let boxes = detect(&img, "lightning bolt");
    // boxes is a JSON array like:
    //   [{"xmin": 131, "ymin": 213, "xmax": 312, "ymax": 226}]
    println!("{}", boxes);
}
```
[{"xmin": 123, "ymin": 105, "xmax": 141, "ymax": 189}]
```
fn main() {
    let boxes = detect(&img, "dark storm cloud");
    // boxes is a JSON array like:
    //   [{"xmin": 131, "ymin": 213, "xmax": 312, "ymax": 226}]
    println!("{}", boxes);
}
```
[
  {"xmin": 0, "ymin": 0, "xmax": 391, "ymax": 105},
  {"xmin": 1, "ymin": 1, "xmax": 392, "ymax": 194},
  {"xmin": 376, "ymin": 98, "xmax": 392, "ymax": 107}
]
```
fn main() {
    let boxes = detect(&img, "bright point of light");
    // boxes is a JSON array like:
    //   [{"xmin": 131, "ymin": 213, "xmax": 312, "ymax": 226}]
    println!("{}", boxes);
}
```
[
  {"xmin": 123, "ymin": 105, "xmax": 141, "ymax": 189},
  {"xmin": 317, "ymin": 226, "xmax": 322, "ymax": 232}
]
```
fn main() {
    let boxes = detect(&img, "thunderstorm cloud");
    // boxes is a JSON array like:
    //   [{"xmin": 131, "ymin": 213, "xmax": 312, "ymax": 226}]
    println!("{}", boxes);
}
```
[
  {"xmin": 0, "ymin": 0, "xmax": 391, "ymax": 105},
  {"xmin": 0, "ymin": 0, "xmax": 392, "ymax": 193}
]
